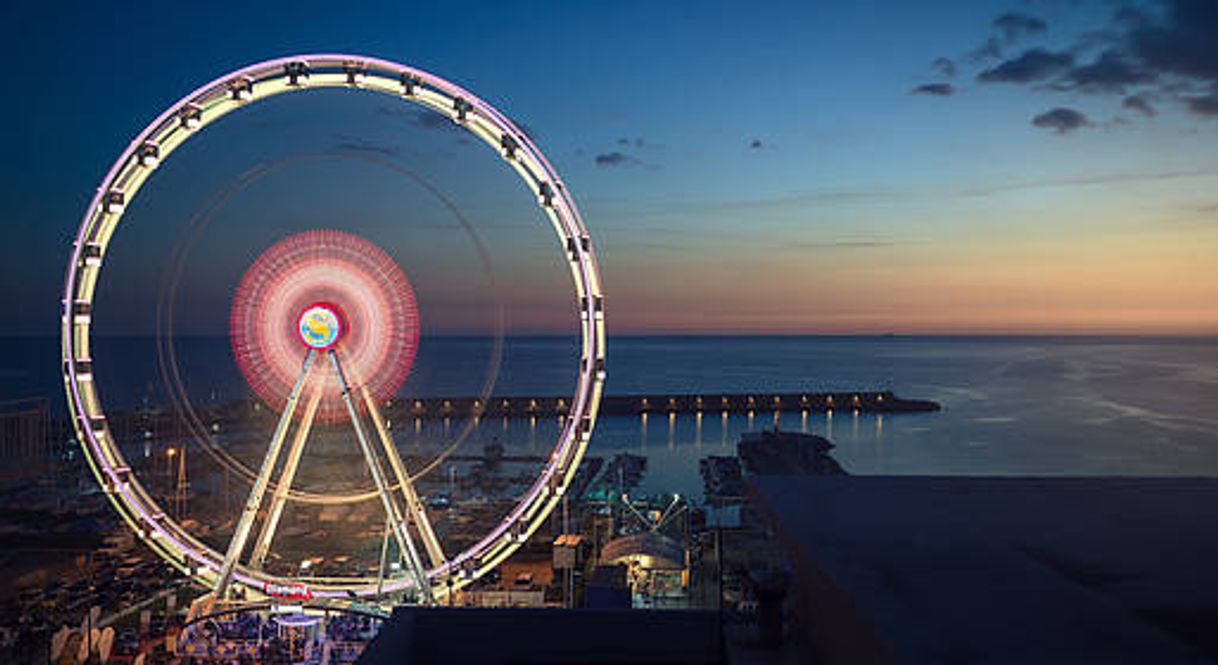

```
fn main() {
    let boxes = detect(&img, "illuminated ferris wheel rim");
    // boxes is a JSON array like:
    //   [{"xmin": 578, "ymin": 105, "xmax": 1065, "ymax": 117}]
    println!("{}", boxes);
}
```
[{"xmin": 61, "ymin": 54, "xmax": 606, "ymax": 600}]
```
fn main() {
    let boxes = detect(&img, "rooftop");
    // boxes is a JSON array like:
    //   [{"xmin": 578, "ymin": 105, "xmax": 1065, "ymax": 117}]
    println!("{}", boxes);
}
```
[{"xmin": 749, "ymin": 475, "xmax": 1218, "ymax": 664}]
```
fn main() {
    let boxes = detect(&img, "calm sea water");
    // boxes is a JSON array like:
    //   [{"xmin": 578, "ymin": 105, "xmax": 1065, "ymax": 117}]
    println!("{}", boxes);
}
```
[{"xmin": 4, "ymin": 336, "xmax": 1218, "ymax": 495}]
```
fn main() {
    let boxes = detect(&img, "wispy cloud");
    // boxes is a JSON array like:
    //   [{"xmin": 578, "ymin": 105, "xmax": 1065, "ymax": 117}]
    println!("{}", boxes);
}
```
[
  {"xmin": 978, "ymin": 48, "xmax": 1074, "ymax": 84},
  {"xmin": 932, "ymin": 57, "xmax": 958, "ymax": 78},
  {"xmin": 958, "ymin": 168, "xmax": 1218, "ymax": 197},
  {"xmin": 911, "ymin": 83, "xmax": 954, "ymax": 96},
  {"xmin": 993, "ymin": 12, "xmax": 1048, "ymax": 42},
  {"xmin": 329, "ymin": 139, "xmax": 400, "ymax": 157},
  {"xmin": 594, "ymin": 151, "xmax": 641, "ymax": 168},
  {"xmin": 1122, "ymin": 93, "xmax": 1158, "ymax": 117},
  {"xmin": 1031, "ymin": 107, "xmax": 1091, "ymax": 134},
  {"xmin": 946, "ymin": 1, "xmax": 1218, "ymax": 127},
  {"xmin": 785, "ymin": 238, "xmax": 909, "ymax": 250}
]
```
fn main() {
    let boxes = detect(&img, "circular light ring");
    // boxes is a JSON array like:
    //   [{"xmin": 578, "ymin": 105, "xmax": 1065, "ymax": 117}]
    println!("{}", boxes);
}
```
[
  {"xmin": 231, "ymin": 229, "xmax": 419, "ymax": 424},
  {"xmin": 154, "ymin": 154, "xmax": 505, "ymax": 507},
  {"xmin": 61, "ymin": 54, "xmax": 606, "ymax": 601}
]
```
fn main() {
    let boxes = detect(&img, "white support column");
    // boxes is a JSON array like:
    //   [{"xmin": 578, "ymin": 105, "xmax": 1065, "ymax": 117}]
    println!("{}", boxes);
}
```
[
  {"xmin": 250, "ymin": 387, "xmax": 322, "ymax": 569},
  {"xmin": 360, "ymin": 385, "xmax": 446, "ymax": 569},
  {"xmin": 215, "ymin": 349, "xmax": 315, "ymax": 599},
  {"xmin": 329, "ymin": 351, "xmax": 434, "ymax": 605}
]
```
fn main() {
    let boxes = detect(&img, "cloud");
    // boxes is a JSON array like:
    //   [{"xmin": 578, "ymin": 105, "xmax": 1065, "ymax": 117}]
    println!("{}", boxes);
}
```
[
  {"xmin": 932, "ymin": 57, "xmax": 958, "ymax": 78},
  {"xmin": 1184, "ymin": 92, "xmax": 1218, "ymax": 115},
  {"xmin": 978, "ymin": 49, "xmax": 1075, "ymax": 83},
  {"xmin": 911, "ymin": 83, "xmax": 954, "ymax": 96},
  {"xmin": 943, "ymin": 1, "xmax": 1218, "ymax": 128},
  {"xmin": 1113, "ymin": 6, "xmax": 1148, "ymax": 26},
  {"xmin": 1032, "ymin": 107, "xmax": 1090, "ymax": 134},
  {"xmin": 330, "ymin": 140, "xmax": 399, "ymax": 156},
  {"xmin": 994, "ymin": 12, "xmax": 1048, "ymax": 42},
  {"xmin": 968, "ymin": 37, "xmax": 1003, "ymax": 63},
  {"xmin": 788, "ymin": 239, "xmax": 904, "ymax": 250},
  {"xmin": 595, "ymin": 151, "xmax": 644, "ymax": 168},
  {"xmin": 377, "ymin": 105, "xmax": 463, "ymax": 133},
  {"xmin": 1127, "ymin": 0, "xmax": 1218, "ymax": 84},
  {"xmin": 1122, "ymin": 93, "xmax": 1157, "ymax": 117},
  {"xmin": 1059, "ymin": 50, "xmax": 1156, "ymax": 94},
  {"xmin": 960, "ymin": 167, "xmax": 1218, "ymax": 196}
]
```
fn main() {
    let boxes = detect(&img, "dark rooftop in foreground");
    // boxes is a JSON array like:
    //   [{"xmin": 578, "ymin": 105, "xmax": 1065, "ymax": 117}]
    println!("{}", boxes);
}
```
[
  {"xmin": 358, "ymin": 606, "xmax": 721, "ymax": 664},
  {"xmin": 749, "ymin": 475, "xmax": 1218, "ymax": 664}
]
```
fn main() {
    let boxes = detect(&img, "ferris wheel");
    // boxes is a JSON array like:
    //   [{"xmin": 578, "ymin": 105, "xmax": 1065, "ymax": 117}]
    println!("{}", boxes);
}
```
[{"xmin": 61, "ymin": 55, "xmax": 606, "ymax": 605}]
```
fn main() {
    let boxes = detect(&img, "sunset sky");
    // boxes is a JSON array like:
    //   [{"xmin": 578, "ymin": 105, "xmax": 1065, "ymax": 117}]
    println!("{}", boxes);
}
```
[{"xmin": 3, "ymin": 0, "xmax": 1217, "ymax": 335}]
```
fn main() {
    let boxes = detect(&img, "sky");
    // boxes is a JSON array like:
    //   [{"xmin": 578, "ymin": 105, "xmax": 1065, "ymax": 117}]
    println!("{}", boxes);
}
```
[{"xmin": 3, "ymin": 0, "xmax": 1217, "ymax": 335}]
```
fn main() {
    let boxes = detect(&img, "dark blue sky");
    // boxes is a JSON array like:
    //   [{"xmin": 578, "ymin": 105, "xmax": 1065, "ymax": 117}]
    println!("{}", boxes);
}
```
[{"xmin": 4, "ymin": 0, "xmax": 1217, "ymax": 334}]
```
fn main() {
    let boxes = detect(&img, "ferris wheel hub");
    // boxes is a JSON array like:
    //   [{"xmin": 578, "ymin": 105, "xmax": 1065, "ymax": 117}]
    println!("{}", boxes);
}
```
[{"xmin": 297, "ymin": 303, "xmax": 346, "ymax": 350}]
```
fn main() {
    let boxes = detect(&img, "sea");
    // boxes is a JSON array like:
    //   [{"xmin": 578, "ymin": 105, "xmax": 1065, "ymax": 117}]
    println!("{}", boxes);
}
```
[{"xmin": 4, "ymin": 335, "xmax": 1218, "ymax": 498}]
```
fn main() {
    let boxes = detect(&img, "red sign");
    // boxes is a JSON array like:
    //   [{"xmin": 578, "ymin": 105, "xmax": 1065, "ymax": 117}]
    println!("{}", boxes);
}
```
[{"xmin": 264, "ymin": 581, "xmax": 313, "ymax": 602}]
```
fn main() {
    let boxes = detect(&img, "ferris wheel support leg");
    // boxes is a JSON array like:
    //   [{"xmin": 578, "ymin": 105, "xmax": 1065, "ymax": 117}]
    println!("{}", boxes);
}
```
[
  {"xmin": 359, "ymin": 385, "xmax": 446, "ymax": 569},
  {"xmin": 215, "ymin": 349, "xmax": 316, "ymax": 599},
  {"xmin": 250, "ymin": 386, "xmax": 323, "ymax": 569},
  {"xmin": 329, "ymin": 351, "xmax": 435, "ymax": 605}
]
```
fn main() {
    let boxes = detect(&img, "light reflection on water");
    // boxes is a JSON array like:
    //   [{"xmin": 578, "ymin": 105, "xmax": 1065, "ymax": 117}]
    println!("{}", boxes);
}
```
[{"xmin": 8, "ymin": 335, "xmax": 1218, "ymax": 499}]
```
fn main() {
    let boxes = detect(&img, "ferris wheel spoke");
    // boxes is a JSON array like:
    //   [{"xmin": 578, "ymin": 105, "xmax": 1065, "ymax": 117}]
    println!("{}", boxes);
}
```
[
  {"xmin": 215, "ymin": 349, "xmax": 317, "ymax": 600},
  {"xmin": 329, "ymin": 350, "xmax": 435, "ymax": 605},
  {"xmin": 359, "ymin": 384, "xmax": 446, "ymax": 569},
  {"xmin": 250, "ymin": 386, "xmax": 323, "ymax": 570}
]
